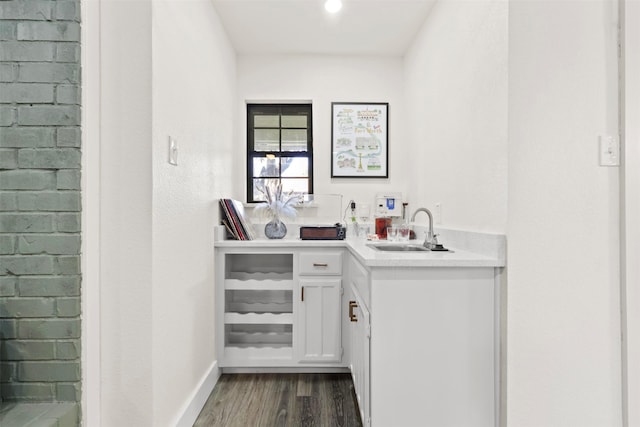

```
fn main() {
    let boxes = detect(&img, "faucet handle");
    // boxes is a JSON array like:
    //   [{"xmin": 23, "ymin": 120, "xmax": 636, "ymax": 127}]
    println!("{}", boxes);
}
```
[{"xmin": 431, "ymin": 234, "xmax": 439, "ymax": 244}]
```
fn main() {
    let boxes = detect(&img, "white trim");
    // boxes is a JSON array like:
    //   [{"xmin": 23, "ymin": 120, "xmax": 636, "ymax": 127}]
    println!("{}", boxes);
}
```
[
  {"xmin": 80, "ymin": 0, "xmax": 102, "ymax": 425},
  {"xmin": 244, "ymin": 99, "xmax": 313, "ymax": 105},
  {"xmin": 622, "ymin": 2, "xmax": 640, "ymax": 426},
  {"xmin": 174, "ymin": 361, "xmax": 221, "ymax": 427},
  {"xmin": 494, "ymin": 268, "xmax": 505, "ymax": 427}
]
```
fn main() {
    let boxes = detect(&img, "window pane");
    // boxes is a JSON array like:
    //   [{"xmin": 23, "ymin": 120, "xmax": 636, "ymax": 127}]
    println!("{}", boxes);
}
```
[
  {"xmin": 281, "ymin": 178, "xmax": 309, "ymax": 194},
  {"xmin": 252, "ymin": 180, "xmax": 267, "ymax": 202},
  {"xmin": 254, "ymin": 115, "xmax": 279, "ymax": 128},
  {"xmin": 281, "ymin": 157, "xmax": 309, "ymax": 178},
  {"xmin": 281, "ymin": 129, "xmax": 308, "ymax": 152},
  {"xmin": 253, "ymin": 157, "xmax": 280, "ymax": 178},
  {"xmin": 254, "ymin": 129, "xmax": 280, "ymax": 151},
  {"xmin": 252, "ymin": 179, "xmax": 309, "ymax": 202},
  {"xmin": 281, "ymin": 115, "xmax": 307, "ymax": 128}
]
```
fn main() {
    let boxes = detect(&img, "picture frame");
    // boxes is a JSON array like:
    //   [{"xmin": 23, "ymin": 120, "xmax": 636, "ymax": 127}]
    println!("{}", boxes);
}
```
[{"xmin": 331, "ymin": 102, "xmax": 389, "ymax": 178}]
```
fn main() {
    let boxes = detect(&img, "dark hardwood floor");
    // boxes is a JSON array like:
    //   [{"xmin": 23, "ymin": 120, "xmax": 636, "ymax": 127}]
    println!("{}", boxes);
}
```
[{"xmin": 193, "ymin": 373, "xmax": 363, "ymax": 427}]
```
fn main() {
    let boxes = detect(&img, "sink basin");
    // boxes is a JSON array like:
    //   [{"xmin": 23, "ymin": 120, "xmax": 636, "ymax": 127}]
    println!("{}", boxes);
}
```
[{"xmin": 368, "ymin": 244, "xmax": 430, "ymax": 252}]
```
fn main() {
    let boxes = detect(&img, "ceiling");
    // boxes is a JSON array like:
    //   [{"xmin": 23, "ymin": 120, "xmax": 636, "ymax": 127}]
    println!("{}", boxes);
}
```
[{"xmin": 210, "ymin": 0, "xmax": 437, "ymax": 56}]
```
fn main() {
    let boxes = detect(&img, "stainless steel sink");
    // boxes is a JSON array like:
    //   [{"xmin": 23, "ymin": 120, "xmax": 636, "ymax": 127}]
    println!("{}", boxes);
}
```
[{"xmin": 368, "ymin": 244, "xmax": 430, "ymax": 252}]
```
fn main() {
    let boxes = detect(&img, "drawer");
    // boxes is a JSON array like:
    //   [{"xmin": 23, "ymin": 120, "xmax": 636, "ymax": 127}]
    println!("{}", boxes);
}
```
[{"xmin": 298, "ymin": 252, "xmax": 342, "ymax": 275}]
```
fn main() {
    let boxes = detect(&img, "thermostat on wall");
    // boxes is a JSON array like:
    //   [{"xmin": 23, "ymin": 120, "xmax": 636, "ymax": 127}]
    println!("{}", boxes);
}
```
[{"xmin": 374, "ymin": 192, "xmax": 402, "ymax": 217}]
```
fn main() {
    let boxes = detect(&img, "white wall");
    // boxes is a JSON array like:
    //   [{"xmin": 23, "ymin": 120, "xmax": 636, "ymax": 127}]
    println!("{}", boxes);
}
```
[
  {"xmin": 236, "ymin": 55, "xmax": 405, "ymax": 212},
  {"xmin": 403, "ymin": 0, "xmax": 508, "ymax": 233},
  {"xmin": 81, "ymin": 0, "xmax": 102, "ymax": 424},
  {"xmin": 622, "ymin": 2, "xmax": 640, "ymax": 425},
  {"xmin": 99, "ymin": 0, "xmax": 154, "ymax": 425},
  {"xmin": 94, "ymin": 0, "xmax": 236, "ymax": 425},
  {"xmin": 508, "ymin": 1, "xmax": 621, "ymax": 426},
  {"xmin": 151, "ymin": 1, "xmax": 236, "ymax": 425}
]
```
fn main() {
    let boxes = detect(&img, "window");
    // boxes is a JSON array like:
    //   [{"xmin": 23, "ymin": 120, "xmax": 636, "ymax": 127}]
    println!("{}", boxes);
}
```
[{"xmin": 247, "ymin": 104, "xmax": 313, "ymax": 203}]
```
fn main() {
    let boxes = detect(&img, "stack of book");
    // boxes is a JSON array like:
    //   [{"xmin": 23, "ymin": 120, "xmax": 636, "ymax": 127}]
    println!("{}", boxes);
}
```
[{"xmin": 219, "ymin": 199, "xmax": 256, "ymax": 240}]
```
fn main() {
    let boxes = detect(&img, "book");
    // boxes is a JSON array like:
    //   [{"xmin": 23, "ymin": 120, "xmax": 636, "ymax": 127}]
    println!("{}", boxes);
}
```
[
  {"xmin": 219, "ymin": 199, "xmax": 240, "ymax": 240},
  {"xmin": 231, "ymin": 199, "xmax": 257, "ymax": 240},
  {"xmin": 219, "ymin": 198, "xmax": 255, "ymax": 240},
  {"xmin": 221, "ymin": 217, "xmax": 239, "ymax": 240},
  {"xmin": 220, "ymin": 199, "xmax": 244, "ymax": 240},
  {"xmin": 224, "ymin": 199, "xmax": 246, "ymax": 240}
]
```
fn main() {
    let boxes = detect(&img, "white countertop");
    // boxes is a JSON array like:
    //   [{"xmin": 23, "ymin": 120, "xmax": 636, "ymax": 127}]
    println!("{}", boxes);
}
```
[
  {"xmin": 345, "ymin": 238, "xmax": 503, "ymax": 268},
  {"xmin": 214, "ymin": 232, "xmax": 505, "ymax": 268}
]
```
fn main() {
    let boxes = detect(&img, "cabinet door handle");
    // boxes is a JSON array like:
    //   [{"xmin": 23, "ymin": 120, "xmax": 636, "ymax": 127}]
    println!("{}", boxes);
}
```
[
  {"xmin": 301, "ymin": 286, "xmax": 304, "ymax": 302},
  {"xmin": 349, "ymin": 300, "xmax": 358, "ymax": 322},
  {"xmin": 313, "ymin": 263, "xmax": 328, "ymax": 267}
]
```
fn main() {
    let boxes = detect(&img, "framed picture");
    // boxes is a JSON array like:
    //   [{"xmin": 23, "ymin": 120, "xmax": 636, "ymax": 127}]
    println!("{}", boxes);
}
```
[{"xmin": 331, "ymin": 102, "xmax": 389, "ymax": 178}]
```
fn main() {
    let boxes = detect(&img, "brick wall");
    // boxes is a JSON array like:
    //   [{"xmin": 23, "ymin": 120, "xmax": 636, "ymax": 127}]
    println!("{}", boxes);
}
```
[{"xmin": 0, "ymin": 0, "xmax": 81, "ymax": 402}]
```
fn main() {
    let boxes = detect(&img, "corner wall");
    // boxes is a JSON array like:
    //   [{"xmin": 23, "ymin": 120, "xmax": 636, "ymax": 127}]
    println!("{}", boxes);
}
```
[
  {"xmin": 151, "ymin": 0, "xmax": 236, "ymax": 424},
  {"xmin": 99, "ymin": 0, "xmax": 154, "ymax": 424},
  {"xmin": 94, "ymin": 0, "xmax": 236, "ymax": 425},
  {"xmin": 508, "ymin": 1, "xmax": 622, "ymax": 425},
  {"xmin": 622, "ymin": 3, "xmax": 640, "ymax": 424},
  {"xmin": 403, "ymin": 0, "xmax": 508, "ymax": 233}
]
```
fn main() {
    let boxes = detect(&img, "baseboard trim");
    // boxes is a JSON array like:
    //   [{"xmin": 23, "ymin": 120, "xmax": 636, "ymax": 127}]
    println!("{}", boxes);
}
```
[
  {"xmin": 222, "ymin": 366, "xmax": 350, "ymax": 374},
  {"xmin": 174, "ymin": 361, "xmax": 220, "ymax": 427}
]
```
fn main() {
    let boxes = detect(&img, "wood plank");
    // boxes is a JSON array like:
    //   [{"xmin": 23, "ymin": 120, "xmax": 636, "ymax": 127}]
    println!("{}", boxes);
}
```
[
  {"xmin": 327, "ymin": 374, "xmax": 362, "ymax": 427},
  {"xmin": 296, "ymin": 373, "xmax": 314, "ymax": 397},
  {"xmin": 324, "ymin": 374, "xmax": 346, "ymax": 426},
  {"xmin": 273, "ymin": 375, "xmax": 295, "ymax": 427},
  {"xmin": 293, "ymin": 396, "xmax": 320, "ymax": 427},
  {"xmin": 253, "ymin": 374, "xmax": 285, "ymax": 425}
]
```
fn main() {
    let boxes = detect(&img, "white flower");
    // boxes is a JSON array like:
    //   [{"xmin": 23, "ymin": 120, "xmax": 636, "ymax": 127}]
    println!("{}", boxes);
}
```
[{"xmin": 254, "ymin": 180, "xmax": 299, "ymax": 220}]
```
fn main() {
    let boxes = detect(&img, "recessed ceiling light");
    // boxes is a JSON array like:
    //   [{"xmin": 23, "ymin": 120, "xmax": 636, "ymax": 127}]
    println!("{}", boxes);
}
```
[{"xmin": 324, "ymin": 0, "xmax": 342, "ymax": 13}]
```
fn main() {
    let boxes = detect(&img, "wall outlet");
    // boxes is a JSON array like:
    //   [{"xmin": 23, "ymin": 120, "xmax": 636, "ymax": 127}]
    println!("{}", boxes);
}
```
[{"xmin": 168, "ymin": 136, "xmax": 178, "ymax": 166}]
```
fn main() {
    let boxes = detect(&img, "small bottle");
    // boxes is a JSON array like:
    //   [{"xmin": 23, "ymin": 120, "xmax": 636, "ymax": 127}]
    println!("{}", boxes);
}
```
[
  {"xmin": 402, "ymin": 203, "xmax": 416, "ymax": 240},
  {"xmin": 402, "ymin": 202, "xmax": 409, "ymax": 224},
  {"xmin": 375, "ymin": 217, "xmax": 391, "ymax": 239},
  {"xmin": 350, "ymin": 201, "xmax": 358, "ymax": 237}
]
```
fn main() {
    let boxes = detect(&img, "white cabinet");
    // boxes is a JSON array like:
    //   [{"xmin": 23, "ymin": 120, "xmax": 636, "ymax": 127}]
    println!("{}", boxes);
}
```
[
  {"xmin": 363, "ymin": 266, "xmax": 496, "ymax": 427},
  {"xmin": 296, "ymin": 250, "xmax": 343, "ymax": 363},
  {"xmin": 215, "ymin": 247, "xmax": 345, "ymax": 368},
  {"xmin": 346, "ymin": 255, "xmax": 497, "ymax": 427},
  {"xmin": 348, "ymin": 281, "xmax": 370, "ymax": 427}
]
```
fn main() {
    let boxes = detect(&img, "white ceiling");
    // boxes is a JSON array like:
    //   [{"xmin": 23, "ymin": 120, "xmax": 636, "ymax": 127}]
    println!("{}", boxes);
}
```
[{"xmin": 210, "ymin": 0, "xmax": 437, "ymax": 56}]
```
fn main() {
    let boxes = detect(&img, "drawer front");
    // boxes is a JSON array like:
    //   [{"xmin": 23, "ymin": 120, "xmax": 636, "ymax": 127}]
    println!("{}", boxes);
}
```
[{"xmin": 299, "ymin": 252, "xmax": 342, "ymax": 275}]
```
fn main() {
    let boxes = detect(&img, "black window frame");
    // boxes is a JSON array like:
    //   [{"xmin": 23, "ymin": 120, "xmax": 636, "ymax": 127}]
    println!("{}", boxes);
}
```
[{"xmin": 246, "ymin": 103, "xmax": 314, "ymax": 203}]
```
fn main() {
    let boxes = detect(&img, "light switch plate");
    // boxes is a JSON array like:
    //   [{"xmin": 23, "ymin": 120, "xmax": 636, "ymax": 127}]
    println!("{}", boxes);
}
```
[
  {"xmin": 435, "ymin": 203, "xmax": 442, "ymax": 224},
  {"xmin": 599, "ymin": 135, "xmax": 619, "ymax": 167},
  {"xmin": 168, "ymin": 137, "xmax": 178, "ymax": 166}
]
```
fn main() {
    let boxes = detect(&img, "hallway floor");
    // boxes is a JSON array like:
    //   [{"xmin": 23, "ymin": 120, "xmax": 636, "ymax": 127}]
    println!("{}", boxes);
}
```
[{"xmin": 193, "ymin": 373, "xmax": 362, "ymax": 427}]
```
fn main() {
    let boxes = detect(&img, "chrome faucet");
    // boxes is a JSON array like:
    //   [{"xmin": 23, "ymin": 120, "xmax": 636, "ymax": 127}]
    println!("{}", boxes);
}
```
[{"xmin": 411, "ymin": 208, "xmax": 436, "ymax": 249}]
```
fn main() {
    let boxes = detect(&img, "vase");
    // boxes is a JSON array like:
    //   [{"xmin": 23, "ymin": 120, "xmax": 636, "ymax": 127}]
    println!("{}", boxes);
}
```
[{"xmin": 264, "ymin": 218, "xmax": 287, "ymax": 239}]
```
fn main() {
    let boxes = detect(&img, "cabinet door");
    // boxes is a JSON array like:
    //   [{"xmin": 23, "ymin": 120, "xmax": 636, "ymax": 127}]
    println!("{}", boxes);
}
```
[
  {"xmin": 350, "ymin": 282, "xmax": 370, "ymax": 427},
  {"xmin": 297, "ymin": 278, "xmax": 342, "ymax": 362}
]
